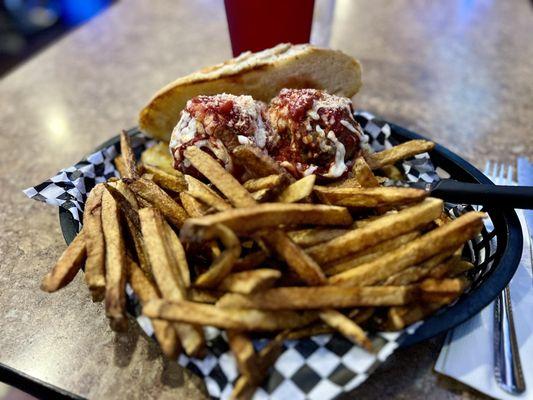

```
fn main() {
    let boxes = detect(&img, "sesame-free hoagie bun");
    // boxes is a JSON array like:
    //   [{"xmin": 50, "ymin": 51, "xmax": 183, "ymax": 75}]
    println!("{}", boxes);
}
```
[{"xmin": 139, "ymin": 43, "xmax": 362, "ymax": 141}]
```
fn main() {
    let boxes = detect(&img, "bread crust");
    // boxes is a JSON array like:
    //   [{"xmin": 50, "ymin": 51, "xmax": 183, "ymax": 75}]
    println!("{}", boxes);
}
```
[{"xmin": 139, "ymin": 44, "xmax": 362, "ymax": 140}]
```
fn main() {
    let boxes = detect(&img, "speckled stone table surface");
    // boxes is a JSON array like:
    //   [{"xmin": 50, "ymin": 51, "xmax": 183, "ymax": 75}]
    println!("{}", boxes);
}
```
[{"xmin": 0, "ymin": 0, "xmax": 531, "ymax": 399}]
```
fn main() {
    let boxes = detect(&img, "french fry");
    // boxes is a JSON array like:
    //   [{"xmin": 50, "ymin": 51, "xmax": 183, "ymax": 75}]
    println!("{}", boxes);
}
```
[
  {"xmin": 243, "ymin": 174, "xmax": 288, "ymax": 192},
  {"xmin": 216, "ymin": 286, "xmax": 414, "ymax": 309},
  {"xmin": 104, "ymin": 183, "xmax": 152, "ymax": 277},
  {"xmin": 128, "ymin": 177, "xmax": 188, "ymax": 228},
  {"xmin": 139, "ymin": 207, "xmax": 205, "ymax": 357},
  {"xmin": 366, "ymin": 140, "xmax": 435, "ymax": 170},
  {"xmin": 353, "ymin": 156, "xmax": 380, "ymax": 187},
  {"xmin": 120, "ymin": 131, "xmax": 140, "ymax": 179},
  {"xmin": 379, "ymin": 165, "xmax": 404, "ymax": 181},
  {"xmin": 218, "ymin": 269, "xmax": 281, "ymax": 294},
  {"xmin": 101, "ymin": 188, "xmax": 128, "ymax": 331},
  {"xmin": 307, "ymin": 198, "xmax": 444, "ymax": 264},
  {"xmin": 143, "ymin": 299, "xmax": 317, "ymax": 331},
  {"xmin": 250, "ymin": 188, "xmax": 274, "ymax": 202},
  {"xmin": 141, "ymin": 142, "xmax": 182, "ymax": 176},
  {"xmin": 383, "ymin": 248, "xmax": 457, "ymax": 285},
  {"xmin": 263, "ymin": 230, "xmax": 327, "ymax": 286},
  {"xmin": 143, "ymin": 164, "xmax": 187, "ymax": 193},
  {"xmin": 349, "ymin": 307, "xmax": 376, "ymax": 324},
  {"xmin": 277, "ymin": 175, "xmax": 316, "ymax": 203},
  {"xmin": 181, "ymin": 203, "xmax": 352, "ymax": 240},
  {"xmin": 179, "ymin": 192, "xmax": 209, "ymax": 217},
  {"xmin": 184, "ymin": 146, "xmax": 327, "ymax": 286},
  {"xmin": 324, "ymin": 231, "xmax": 421, "ymax": 276},
  {"xmin": 185, "ymin": 174, "xmax": 231, "ymax": 211},
  {"xmin": 114, "ymin": 155, "xmax": 128, "ymax": 178},
  {"xmin": 194, "ymin": 224, "xmax": 241, "ymax": 289},
  {"xmin": 83, "ymin": 184, "xmax": 106, "ymax": 301},
  {"xmin": 230, "ymin": 331, "xmax": 288, "ymax": 399},
  {"xmin": 326, "ymin": 177, "xmax": 362, "ymax": 188},
  {"xmin": 233, "ymin": 251, "xmax": 269, "ymax": 272},
  {"xmin": 328, "ymin": 211, "xmax": 485, "ymax": 287},
  {"xmin": 188, "ymin": 288, "xmax": 222, "ymax": 304},
  {"xmin": 41, "ymin": 230, "xmax": 86, "ymax": 292},
  {"xmin": 319, "ymin": 309, "xmax": 372, "ymax": 350},
  {"xmin": 127, "ymin": 258, "xmax": 179, "ymax": 359},
  {"xmin": 387, "ymin": 290, "xmax": 461, "ymax": 331},
  {"xmin": 232, "ymin": 145, "xmax": 294, "ymax": 181},
  {"xmin": 163, "ymin": 221, "xmax": 190, "ymax": 288},
  {"xmin": 227, "ymin": 331, "xmax": 261, "ymax": 383},
  {"xmin": 288, "ymin": 227, "xmax": 349, "ymax": 248},
  {"xmin": 185, "ymin": 146, "xmax": 257, "ymax": 208},
  {"xmin": 446, "ymin": 259, "xmax": 475, "ymax": 278},
  {"xmin": 285, "ymin": 324, "xmax": 334, "ymax": 340},
  {"xmin": 313, "ymin": 186, "xmax": 426, "ymax": 208}
]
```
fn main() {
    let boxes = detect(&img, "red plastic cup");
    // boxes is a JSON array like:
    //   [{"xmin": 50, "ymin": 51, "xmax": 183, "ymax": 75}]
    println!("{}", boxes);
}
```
[{"xmin": 224, "ymin": 0, "xmax": 315, "ymax": 57}]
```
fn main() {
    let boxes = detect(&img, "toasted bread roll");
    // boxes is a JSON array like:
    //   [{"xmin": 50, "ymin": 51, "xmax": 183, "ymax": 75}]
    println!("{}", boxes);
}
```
[{"xmin": 139, "ymin": 43, "xmax": 362, "ymax": 141}]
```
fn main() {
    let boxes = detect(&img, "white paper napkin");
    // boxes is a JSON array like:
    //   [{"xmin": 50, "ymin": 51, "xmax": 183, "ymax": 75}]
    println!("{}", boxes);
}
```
[{"xmin": 435, "ymin": 210, "xmax": 533, "ymax": 399}]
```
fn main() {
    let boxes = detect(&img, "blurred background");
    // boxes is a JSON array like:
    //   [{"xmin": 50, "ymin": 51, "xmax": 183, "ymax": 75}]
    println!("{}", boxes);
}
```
[{"xmin": 0, "ymin": 0, "xmax": 114, "ymax": 77}]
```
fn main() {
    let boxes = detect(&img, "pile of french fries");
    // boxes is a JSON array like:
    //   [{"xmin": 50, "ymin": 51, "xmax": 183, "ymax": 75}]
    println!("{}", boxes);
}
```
[{"xmin": 41, "ymin": 132, "xmax": 484, "ymax": 398}]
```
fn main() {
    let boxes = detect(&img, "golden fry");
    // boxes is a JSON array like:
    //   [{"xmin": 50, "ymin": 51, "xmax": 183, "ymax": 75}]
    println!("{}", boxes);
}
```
[
  {"xmin": 128, "ymin": 258, "xmax": 179, "ymax": 359},
  {"xmin": 277, "ymin": 175, "xmax": 316, "ymax": 203},
  {"xmin": 227, "ymin": 331, "xmax": 261, "ymax": 383},
  {"xmin": 104, "ymin": 183, "xmax": 152, "ymax": 277},
  {"xmin": 185, "ymin": 146, "xmax": 257, "ymax": 208},
  {"xmin": 324, "ymin": 231, "xmax": 421, "ymax": 276},
  {"xmin": 143, "ymin": 299, "xmax": 318, "ymax": 331},
  {"xmin": 102, "ymin": 188, "xmax": 128, "ymax": 331},
  {"xmin": 143, "ymin": 164, "xmax": 187, "ymax": 192},
  {"xmin": 263, "ymin": 230, "xmax": 327, "ymax": 286},
  {"xmin": 188, "ymin": 288, "xmax": 222, "ymax": 304},
  {"xmin": 194, "ymin": 224, "xmax": 241, "ymax": 289},
  {"xmin": 250, "ymin": 188, "xmax": 274, "ymax": 202},
  {"xmin": 307, "ymin": 198, "xmax": 443, "ymax": 264},
  {"xmin": 353, "ymin": 156, "xmax": 380, "ymax": 187},
  {"xmin": 216, "ymin": 286, "xmax": 413, "ymax": 309},
  {"xmin": 328, "ymin": 211, "xmax": 485, "ymax": 287},
  {"xmin": 288, "ymin": 227, "xmax": 349, "ymax": 248},
  {"xmin": 218, "ymin": 269, "xmax": 281, "ymax": 294},
  {"xmin": 366, "ymin": 140, "xmax": 435, "ymax": 170},
  {"xmin": 232, "ymin": 145, "xmax": 294, "ymax": 180},
  {"xmin": 313, "ymin": 186, "xmax": 426, "ymax": 208},
  {"xmin": 128, "ymin": 177, "xmax": 188, "ymax": 228},
  {"xmin": 181, "ymin": 203, "xmax": 352, "ymax": 240},
  {"xmin": 243, "ymin": 175, "xmax": 287, "ymax": 192},
  {"xmin": 163, "ymin": 221, "xmax": 191, "ymax": 288},
  {"xmin": 139, "ymin": 207, "xmax": 205, "ymax": 357},
  {"xmin": 120, "ymin": 131, "xmax": 140, "ymax": 179},
  {"xmin": 41, "ymin": 230, "xmax": 86, "ymax": 292},
  {"xmin": 185, "ymin": 174, "xmax": 231, "ymax": 211},
  {"xmin": 233, "ymin": 251, "xmax": 269, "ymax": 272},
  {"xmin": 179, "ymin": 192, "xmax": 209, "ymax": 217},
  {"xmin": 83, "ymin": 184, "xmax": 106, "ymax": 301},
  {"xmin": 114, "ymin": 155, "xmax": 128, "ymax": 178},
  {"xmin": 140, "ymin": 142, "xmax": 182, "ymax": 176},
  {"xmin": 319, "ymin": 309, "xmax": 372, "ymax": 350}
]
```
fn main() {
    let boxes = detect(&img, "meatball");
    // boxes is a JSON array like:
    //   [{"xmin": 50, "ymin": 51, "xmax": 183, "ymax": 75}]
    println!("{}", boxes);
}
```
[
  {"xmin": 268, "ymin": 88, "xmax": 363, "ymax": 178},
  {"xmin": 170, "ymin": 94, "xmax": 271, "ymax": 176}
]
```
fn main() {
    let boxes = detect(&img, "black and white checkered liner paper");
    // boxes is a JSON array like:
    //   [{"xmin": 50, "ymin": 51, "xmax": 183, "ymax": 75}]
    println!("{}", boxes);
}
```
[{"xmin": 24, "ymin": 112, "xmax": 438, "ymax": 399}]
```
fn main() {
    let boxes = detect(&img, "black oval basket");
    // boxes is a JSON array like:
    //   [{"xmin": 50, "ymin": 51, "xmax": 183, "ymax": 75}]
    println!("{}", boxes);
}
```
[{"xmin": 59, "ymin": 123, "xmax": 523, "ymax": 346}]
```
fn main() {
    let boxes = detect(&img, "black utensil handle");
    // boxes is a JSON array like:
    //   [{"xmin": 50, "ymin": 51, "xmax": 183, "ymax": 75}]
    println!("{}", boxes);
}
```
[{"xmin": 431, "ymin": 180, "xmax": 533, "ymax": 209}]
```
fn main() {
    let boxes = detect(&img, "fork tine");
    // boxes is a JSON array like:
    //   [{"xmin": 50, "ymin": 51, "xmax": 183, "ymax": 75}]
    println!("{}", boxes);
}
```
[
  {"xmin": 484, "ymin": 160, "xmax": 492, "ymax": 176},
  {"xmin": 507, "ymin": 164, "xmax": 514, "ymax": 185}
]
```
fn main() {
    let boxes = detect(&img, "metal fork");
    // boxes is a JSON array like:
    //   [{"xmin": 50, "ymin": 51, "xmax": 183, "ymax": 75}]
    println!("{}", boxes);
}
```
[{"xmin": 484, "ymin": 161, "xmax": 526, "ymax": 394}]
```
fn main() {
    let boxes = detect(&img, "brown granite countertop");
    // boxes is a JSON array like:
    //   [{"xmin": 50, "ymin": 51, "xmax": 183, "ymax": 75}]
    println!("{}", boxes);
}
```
[{"xmin": 0, "ymin": 0, "xmax": 531, "ymax": 399}]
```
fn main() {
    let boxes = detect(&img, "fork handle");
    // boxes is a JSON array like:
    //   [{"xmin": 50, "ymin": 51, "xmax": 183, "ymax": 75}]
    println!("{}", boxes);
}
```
[
  {"xmin": 493, "ymin": 286, "xmax": 526, "ymax": 394},
  {"xmin": 429, "ymin": 180, "xmax": 533, "ymax": 209}
]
